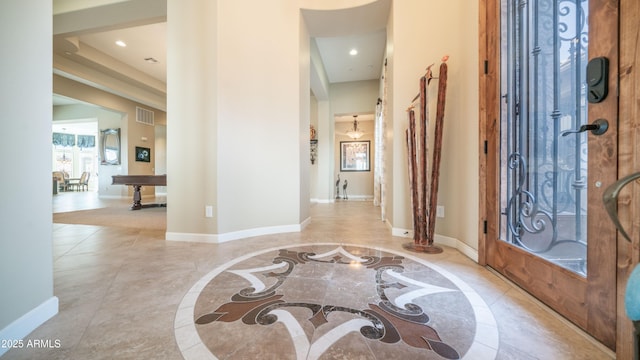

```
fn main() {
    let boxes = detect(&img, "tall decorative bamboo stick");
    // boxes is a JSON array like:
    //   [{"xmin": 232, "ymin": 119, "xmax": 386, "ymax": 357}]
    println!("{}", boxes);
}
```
[
  {"xmin": 406, "ymin": 110, "xmax": 421, "ymax": 242},
  {"xmin": 419, "ymin": 74, "xmax": 429, "ymax": 245},
  {"xmin": 403, "ymin": 57, "xmax": 448, "ymax": 254},
  {"xmin": 426, "ymin": 60, "xmax": 448, "ymax": 245}
]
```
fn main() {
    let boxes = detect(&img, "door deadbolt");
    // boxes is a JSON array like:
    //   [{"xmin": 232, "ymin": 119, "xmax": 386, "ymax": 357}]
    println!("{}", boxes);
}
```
[{"xmin": 587, "ymin": 57, "xmax": 609, "ymax": 103}]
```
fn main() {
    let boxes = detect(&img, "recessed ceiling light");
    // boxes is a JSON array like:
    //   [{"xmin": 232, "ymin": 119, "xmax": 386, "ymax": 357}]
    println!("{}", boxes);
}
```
[
  {"xmin": 115, "ymin": 40, "xmax": 127, "ymax": 47},
  {"xmin": 349, "ymin": 49, "xmax": 358, "ymax": 56}
]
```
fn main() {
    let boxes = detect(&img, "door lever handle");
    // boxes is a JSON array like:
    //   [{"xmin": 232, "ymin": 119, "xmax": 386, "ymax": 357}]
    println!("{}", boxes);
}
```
[{"xmin": 561, "ymin": 118, "xmax": 609, "ymax": 137}]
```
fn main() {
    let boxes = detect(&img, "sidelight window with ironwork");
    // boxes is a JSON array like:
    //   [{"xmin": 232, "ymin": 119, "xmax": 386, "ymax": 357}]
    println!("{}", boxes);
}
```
[{"xmin": 499, "ymin": 0, "xmax": 589, "ymax": 275}]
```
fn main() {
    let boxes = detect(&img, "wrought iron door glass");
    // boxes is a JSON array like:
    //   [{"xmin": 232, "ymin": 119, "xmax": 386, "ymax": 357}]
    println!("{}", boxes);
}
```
[{"xmin": 500, "ymin": 0, "xmax": 589, "ymax": 275}]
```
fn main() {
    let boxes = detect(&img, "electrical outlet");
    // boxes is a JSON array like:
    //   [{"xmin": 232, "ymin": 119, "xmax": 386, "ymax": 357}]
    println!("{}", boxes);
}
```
[
  {"xmin": 436, "ymin": 205, "xmax": 445, "ymax": 218},
  {"xmin": 205, "ymin": 205, "xmax": 213, "ymax": 218}
]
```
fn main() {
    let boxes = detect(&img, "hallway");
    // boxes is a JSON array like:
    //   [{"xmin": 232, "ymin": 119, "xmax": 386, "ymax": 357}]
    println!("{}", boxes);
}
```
[{"xmin": 2, "ymin": 196, "xmax": 614, "ymax": 359}]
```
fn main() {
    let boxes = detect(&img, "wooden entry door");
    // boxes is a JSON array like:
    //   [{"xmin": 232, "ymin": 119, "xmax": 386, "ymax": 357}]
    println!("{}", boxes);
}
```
[{"xmin": 484, "ymin": 0, "xmax": 619, "ymax": 349}]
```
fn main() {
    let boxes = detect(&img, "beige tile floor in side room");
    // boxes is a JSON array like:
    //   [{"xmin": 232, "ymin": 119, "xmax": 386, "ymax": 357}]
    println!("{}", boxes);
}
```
[{"xmin": 1, "ymin": 191, "xmax": 615, "ymax": 359}]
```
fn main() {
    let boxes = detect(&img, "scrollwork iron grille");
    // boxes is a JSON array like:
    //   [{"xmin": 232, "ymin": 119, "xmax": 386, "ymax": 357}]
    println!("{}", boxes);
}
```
[{"xmin": 500, "ymin": 0, "xmax": 589, "ymax": 275}]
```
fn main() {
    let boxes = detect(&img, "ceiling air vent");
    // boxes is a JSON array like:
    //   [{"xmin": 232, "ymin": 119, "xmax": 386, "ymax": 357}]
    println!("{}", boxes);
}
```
[{"xmin": 136, "ymin": 106, "xmax": 155, "ymax": 126}]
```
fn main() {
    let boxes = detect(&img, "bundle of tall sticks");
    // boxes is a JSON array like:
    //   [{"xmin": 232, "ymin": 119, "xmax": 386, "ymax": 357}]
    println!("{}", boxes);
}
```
[{"xmin": 403, "ymin": 56, "xmax": 449, "ymax": 254}]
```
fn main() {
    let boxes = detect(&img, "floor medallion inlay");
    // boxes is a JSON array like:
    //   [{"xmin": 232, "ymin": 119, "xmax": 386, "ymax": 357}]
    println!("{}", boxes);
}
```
[{"xmin": 175, "ymin": 243, "xmax": 499, "ymax": 359}]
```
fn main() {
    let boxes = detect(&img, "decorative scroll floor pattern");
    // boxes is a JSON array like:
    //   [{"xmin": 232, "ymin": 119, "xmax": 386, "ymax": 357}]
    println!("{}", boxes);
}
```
[{"xmin": 175, "ymin": 244, "xmax": 499, "ymax": 359}]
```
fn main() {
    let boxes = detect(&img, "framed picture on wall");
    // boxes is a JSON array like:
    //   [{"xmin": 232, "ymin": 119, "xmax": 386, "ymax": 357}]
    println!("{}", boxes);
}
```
[
  {"xmin": 135, "ymin": 146, "xmax": 151, "ymax": 162},
  {"xmin": 340, "ymin": 141, "xmax": 370, "ymax": 172}
]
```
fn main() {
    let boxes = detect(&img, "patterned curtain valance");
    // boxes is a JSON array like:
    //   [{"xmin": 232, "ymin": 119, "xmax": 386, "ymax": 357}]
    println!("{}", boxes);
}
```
[
  {"xmin": 77, "ymin": 135, "xmax": 95, "ymax": 149},
  {"xmin": 52, "ymin": 132, "xmax": 75, "ymax": 147}
]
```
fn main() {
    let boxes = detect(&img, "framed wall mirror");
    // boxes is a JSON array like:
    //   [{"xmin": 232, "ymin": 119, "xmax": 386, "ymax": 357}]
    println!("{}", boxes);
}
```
[{"xmin": 101, "ymin": 128, "xmax": 121, "ymax": 165}]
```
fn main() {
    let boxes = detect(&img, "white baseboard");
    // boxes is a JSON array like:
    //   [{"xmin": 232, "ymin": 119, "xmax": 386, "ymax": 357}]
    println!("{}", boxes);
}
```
[
  {"xmin": 165, "ymin": 218, "xmax": 478, "ymax": 262},
  {"xmin": 165, "ymin": 232, "xmax": 218, "ymax": 243},
  {"xmin": 300, "ymin": 216, "xmax": 311, "ymax": 230},
  {"xmin": 391, "ymin": 227, "xmax": 479, "ymax": 263},
  {"xmin": 391, "ymin": 226, "xmax": 412, "ymax": 238},
  {"xmin": 311, "ymin": 198, "xmax": 334, "ymax": 204},
  {"xmin": 0, "ymin": 297, "xmax": 59, "ymax": 357},
  {"xmin": 310, "ymin": 196, "xmax": 373, "ymax": 204},
  {"xmin": 166, "ymin": 218, "xmax": 310, "ymax": 244},
  {"xmin": 435, "ymin": 234, "xmax": 479, "ymax": 262},
  {"xmin": 338, "ymin": 195, "xmax": 373, "ymax": 200}
]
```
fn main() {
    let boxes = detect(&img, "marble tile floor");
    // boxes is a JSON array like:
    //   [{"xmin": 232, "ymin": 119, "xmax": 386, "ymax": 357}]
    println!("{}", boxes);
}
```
[{"xmin": 1, "ymin": 192, "xmax": 615, "ymax": 359}]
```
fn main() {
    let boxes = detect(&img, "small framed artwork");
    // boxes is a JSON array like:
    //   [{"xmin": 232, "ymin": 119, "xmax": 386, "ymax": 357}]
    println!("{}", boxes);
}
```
[
  {"xmin": 135, "ymin": 146, "xmax": 151, "ymax": 162},
  {"xmin": 340, "ymin": 141, "xmax": 370, "ymax": 172}
]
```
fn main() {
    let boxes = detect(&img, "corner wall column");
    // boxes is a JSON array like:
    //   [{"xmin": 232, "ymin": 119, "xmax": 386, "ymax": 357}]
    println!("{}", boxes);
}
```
[{"xmin": 166, "ymin": 0, "xmax": 218, "ymax": 235}]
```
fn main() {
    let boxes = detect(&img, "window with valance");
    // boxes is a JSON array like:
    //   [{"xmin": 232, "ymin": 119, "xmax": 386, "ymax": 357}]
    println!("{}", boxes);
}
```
[
  {"xmin": 52, "ymin": 133, "xmax": 95, "ymax": 149},
  {"xmin": 52, "ymin": 132, "xmax": 75, "ymax": 147}
]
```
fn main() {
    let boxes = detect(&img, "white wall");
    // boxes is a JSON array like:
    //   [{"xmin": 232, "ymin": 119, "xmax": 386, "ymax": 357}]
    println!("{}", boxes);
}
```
[
  {"xmin": 216, "ymin": 0, "xmax": 303, "ymax": 234},
  {"xmin": 166, "ymin": 0, "xmax": 308, "ymax": 240},
  {"xmin": 330, "ymin": 80, "xmax": 380, "ymax": 115},
  {"xmin": 166, "ymin": 0, "xmax": 218, "ymax": 235},
  {"xmin": 383, "ymin": 2, "xmax": 396, "ymax": 227},
  {"xmin": 309, "ymin": 38, "xmax": 333, "ymax": 202},
  {"xmin": 299, "ymin": 14, "xmax": 311, "ymax": 223},
  {"xmin": 0, "ymin": 0, "xmax": 58, "ymax": 354},
  {"xmin": 386, "ymin": 0, "xmax": 479, "ymax": 250},
  {"xmin": 299, "ymin": 0, "xmax": 380, "ymax": 11},
  {"xmin": 314, "ymin": 100, "xmax": 333, "ymax": 201},
  {"xmin": 440, "ymin": 1, "xmax": 480, "ymax": 249}
]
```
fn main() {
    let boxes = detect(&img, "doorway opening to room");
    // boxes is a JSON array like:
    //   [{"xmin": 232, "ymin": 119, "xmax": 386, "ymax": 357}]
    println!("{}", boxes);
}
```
[
  {"xmin": 52, "ymin": 120, "xmax": 99, "ymax": 194},
  {"xmin": 52, "ymin": 93, "xmax": 129, "ymax": 205},
  {"xmin": 304, "ymin": 1, "xmax": 389, "ymax": 210},
  {"xmin": 333, "ymin": 113, "xmax": 377, "ymax": 202}
]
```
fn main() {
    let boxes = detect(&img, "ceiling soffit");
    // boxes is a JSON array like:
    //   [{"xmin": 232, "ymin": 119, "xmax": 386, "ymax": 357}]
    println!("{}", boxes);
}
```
[{"xmin": 52, "ymin": 0, "xmax": 390, "ymax": 110}]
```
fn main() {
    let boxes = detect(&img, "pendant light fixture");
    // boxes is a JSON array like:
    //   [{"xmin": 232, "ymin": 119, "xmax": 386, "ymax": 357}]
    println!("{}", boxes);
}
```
[{"xmin": 346, "ymin": 115, "xmax": 364, "ymax": 139}]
